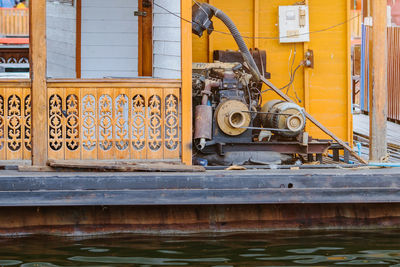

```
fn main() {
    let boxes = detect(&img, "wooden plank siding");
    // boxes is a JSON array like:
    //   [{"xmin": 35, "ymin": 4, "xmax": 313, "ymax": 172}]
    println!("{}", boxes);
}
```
[
  {"xmin": 81, "ymin": 0, "xmax": 139, "ymax": 78},
  {"xmin": 193, "ymin": 0, "xmax": 352, "ymax": 144},
  {"xmin": 46, "ymin": 1, "xmax": 77, "ymax": 78}
]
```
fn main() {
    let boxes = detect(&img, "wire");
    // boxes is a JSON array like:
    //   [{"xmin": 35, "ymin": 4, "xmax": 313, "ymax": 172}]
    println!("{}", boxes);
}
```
[
  {"xmin": 281, "ymin": 63, "xmax": 303, "ymax": 91},
  {"xmin": 153, "ymin": 1, "xmax": 361, "ymax": 40}
]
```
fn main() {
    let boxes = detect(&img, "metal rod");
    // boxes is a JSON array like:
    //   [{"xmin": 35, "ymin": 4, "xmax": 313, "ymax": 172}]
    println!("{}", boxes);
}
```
[
  {"xmin": 242, "ymin": 110, "xmax": 295, "ymax": 116},
  {"xmin": 240, "ymin": 126, "xmax": 291, "ymax": 132}
]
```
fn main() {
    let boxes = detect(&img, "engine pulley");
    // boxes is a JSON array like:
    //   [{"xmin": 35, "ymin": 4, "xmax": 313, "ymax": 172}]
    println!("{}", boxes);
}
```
[
  {"xmin": 215, "ymin": 100, "xmax": 251, "ymax": 136},
  {"xmin": 261, "ymin": 100, "xmax": 306, "ymax": 138}
]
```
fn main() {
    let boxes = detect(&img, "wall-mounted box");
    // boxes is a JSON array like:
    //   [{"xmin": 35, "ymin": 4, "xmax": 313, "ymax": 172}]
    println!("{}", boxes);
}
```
[{"xmin": 279, "ymin": 5, "xmax": 310, "ymax": 43}]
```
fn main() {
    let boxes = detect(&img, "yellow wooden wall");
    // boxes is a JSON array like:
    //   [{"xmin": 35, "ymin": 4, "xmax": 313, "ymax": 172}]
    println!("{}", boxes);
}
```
[{"xmin": 193, "ymin": 0, "xmax": 352, "ymax": 143}]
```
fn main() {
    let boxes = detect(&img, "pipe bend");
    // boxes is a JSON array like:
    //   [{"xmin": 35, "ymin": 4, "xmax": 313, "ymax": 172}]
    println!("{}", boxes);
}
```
[{"xmin": 202, "ymin": 3, "xmax": 261, "ymax": 80}]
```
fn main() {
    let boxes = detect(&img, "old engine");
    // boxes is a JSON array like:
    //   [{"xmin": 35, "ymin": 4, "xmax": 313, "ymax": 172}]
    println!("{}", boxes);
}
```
[{"xmin": 192, "ymin": 61, "xmax": 307, "ymax": 156}]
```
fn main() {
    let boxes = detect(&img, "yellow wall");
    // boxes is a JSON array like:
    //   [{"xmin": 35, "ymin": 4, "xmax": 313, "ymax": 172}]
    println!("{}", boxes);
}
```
[{"xmin": 193, "ymin": 0, "xmax": 352, "ymax": 143}]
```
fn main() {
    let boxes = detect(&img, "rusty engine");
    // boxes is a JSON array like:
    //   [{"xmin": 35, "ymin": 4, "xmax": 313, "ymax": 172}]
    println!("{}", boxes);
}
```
[{"xmin": 192, "ymin": 58, "xmax": 307, "ymax": 157}]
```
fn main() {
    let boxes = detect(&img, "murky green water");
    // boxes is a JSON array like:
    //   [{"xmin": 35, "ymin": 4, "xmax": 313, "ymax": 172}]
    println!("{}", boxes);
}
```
[{"xmin": 1, "ymin": 231, "xmax": 400, "ymax": 266}]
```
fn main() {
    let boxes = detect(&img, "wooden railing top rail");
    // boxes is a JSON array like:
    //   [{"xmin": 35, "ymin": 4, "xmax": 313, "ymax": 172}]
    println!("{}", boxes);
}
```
[
  {"xmin": 0, "ymin": 79, "xmax": 31, "ymax": 87},
  {"xmin": 0, "ymin": 8, "xmax": 28, "ymax": 10},
  {"xmin": 0, "ymin": 78, "xmax": 182, "ymax": 88},
  {"xmin": 47, "ymin": 78, "xmax": 182, "ymax": 88}
]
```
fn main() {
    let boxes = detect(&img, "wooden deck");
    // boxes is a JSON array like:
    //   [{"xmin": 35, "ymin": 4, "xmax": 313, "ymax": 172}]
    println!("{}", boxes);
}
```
[{"xmin": 353, "ymin": 114, "xmax": 400, "ymax": 161}]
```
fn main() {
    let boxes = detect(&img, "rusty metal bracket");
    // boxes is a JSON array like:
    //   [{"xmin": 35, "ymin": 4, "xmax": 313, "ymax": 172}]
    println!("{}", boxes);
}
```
[{"xmin": 134, "ymin": 11, "xmax": 147, "ymax": 17}]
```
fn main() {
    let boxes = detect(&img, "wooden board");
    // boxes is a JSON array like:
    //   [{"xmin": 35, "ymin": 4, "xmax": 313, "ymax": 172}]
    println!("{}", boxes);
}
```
[{"xmin": 47, "ymin": 159, "xmax": 205, "ymax": 172}]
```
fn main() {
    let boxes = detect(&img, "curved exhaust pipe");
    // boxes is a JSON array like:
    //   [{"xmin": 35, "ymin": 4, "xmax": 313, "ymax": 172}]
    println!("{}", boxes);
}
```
[{"xmin": 192, "ymin": 3, "xmax": 261, "ymax": 80}]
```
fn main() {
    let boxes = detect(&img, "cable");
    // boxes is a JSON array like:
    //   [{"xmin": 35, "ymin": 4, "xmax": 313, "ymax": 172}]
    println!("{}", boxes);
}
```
[
  {"xmin": 281, "ymin": 63, "xmax": 303, "ymax": 91},
  {"xmin": 153, "ymin": 1, "xmax": 360, "ymax": 40}
]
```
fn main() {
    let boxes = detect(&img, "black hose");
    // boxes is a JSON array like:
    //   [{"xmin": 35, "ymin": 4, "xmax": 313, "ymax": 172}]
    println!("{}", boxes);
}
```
[{"xmin": 202, "ymin": 3, "xmax": 261, "ymax": 81}]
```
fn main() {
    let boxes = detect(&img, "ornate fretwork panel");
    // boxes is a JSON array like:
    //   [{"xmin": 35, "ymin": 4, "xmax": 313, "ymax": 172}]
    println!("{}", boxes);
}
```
[
  {"xmin": 99, "ymin": 94, "xmax": 113, "ymax": 152},
  {"xmin": 7, "ymin": 94, "xmax": 22, "ymax": 153},
  {"xmin": 81, "ymin": 94, "xmax": 97, "ymax": 155},
  {"xmin": 23, "ymin": 94, "xmax": 31, "ymax": 152},
  {"xmin": 65, "ymin": 94, "xmax": 79, "ymax": 151},
  {"xmin": 48, "ymin": 94, "xmax": 63, "ymax": 152},
  {"xmin": 43, "ymin": 86, "xmax": 181, "ymax": 161},
  {"xmin": 0, "ymin": 95, "xmax": 5, "ymax": 153},
  {"xmin": 1, "ymin": 85, "xmax": 181, "ymax": 162},
  {"xmin": 115, "ymin": 94, "xmax": 129, "ymax": 152},
  {"xmin": 131, "ymin": 94, "xmax": 146, "ymax": 154},
  {"xmin": 165, "ymin": 94, "xmax": 179, "ymax": 151},
  {"xmin": 0, "ymin": 88, "xmax": 31, "ymax": 160},
  {"xmin": 148, "ymin": 95, "xmax": 162, "ymax": 154}
]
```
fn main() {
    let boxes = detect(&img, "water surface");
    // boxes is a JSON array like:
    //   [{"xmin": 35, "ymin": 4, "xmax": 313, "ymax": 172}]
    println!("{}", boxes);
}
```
[{"xmin": 1, "ymin": 230, "xmax": 400, "ymax": 266}]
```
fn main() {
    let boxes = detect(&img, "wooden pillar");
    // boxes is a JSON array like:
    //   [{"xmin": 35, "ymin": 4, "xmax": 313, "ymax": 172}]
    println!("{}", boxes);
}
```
[
  {"xmin": 181, "ymin": 0, "xmax": 192, "ymax": 165},
  {"xmin": 303, "ymin": 0, "xmax": 310, "ymax": 122},
  {"xmin": 253, "ymin": 0, "xmax": 259, "ymax": 49},
  {"xmin": 29, "ymin": 0, "xmax": 48, "ymax": 166},
  {"xmin": 370, "ymin": 0, "xmax": 388, "ymax": 162},
  {"xmin": 76, "ymin": 0, "xmax": 82, "ymax": 78}
]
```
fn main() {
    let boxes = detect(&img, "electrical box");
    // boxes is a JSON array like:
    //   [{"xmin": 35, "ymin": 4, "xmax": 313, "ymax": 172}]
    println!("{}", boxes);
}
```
[{"xmin": 279, "ymin": 5, "xmax": 310, "ymax": 43}]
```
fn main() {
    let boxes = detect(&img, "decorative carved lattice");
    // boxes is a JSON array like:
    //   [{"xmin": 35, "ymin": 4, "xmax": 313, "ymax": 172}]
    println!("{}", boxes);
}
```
[
  {"xmin": 0, "ymin": 95, "xmax": 4, "ymax": 151},
  {"xmin": 0, "ymin": 88, "xmax": 30, "ymax": 160},
  {"xmin": 165, "ymin": 94, "xmax": 179, "ymax": 151},
  {"xmin": 44, "ymin": 87, "xmax": 181, "ymax": 161},
  {"xmin": 148, "ymin": 95, "xmax": 162, "ymax": 152},
  {"xmin": 99, "ymin": 94, "xmax": 113, "ymax": 151},
  {"xmin": 0, "ymin": 86, "xmax": 181, "ymax": 161},
  {"xmin": 24, "ymin": 94, "xmax": 31, "ymax": 151},
  {"xmin": 48, "ymin": 94, "xmax": 63, "ymax": 151},
  {"xmin": 66, "ymin": 94, "xmax": 79, "ymax": 151},
  {"xmin": 132, "ymin": 94, "xmax": 146, "ymax": 151},
  {"xmin": 115, "ymin": 94, "xmax": 129, "ymax": 151},
  {"xmin": 7, "ymin": 94, "xmax": 22, "ymax": 152},
  {"xmin": 82, "ymin": 94, "xmax": 96, "ymax": 151}
]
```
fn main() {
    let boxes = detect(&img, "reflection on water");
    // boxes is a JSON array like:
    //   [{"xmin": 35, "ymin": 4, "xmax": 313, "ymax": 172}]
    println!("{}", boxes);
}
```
[{"xmin": 1, "ymin": 231, "xmax": 400, "ymax": 266}]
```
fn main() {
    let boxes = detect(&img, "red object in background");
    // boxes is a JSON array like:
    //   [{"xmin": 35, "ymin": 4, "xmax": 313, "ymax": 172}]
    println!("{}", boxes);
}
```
[
  {"xmin": 0, "ymin": 38, "xmax": 29, "ymax": 45},
  {"xmin": 356, "ymin": 0, "xmax": 362, "ymax": 10},
  {"xmin": 390, "ymin": 1, "xmax": 400, "ymax": 26}
]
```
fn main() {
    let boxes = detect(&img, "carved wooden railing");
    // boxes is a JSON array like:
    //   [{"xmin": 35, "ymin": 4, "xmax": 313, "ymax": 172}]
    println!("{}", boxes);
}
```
[
  {"xmin": 0, "ymin": 80, "xmax": 31, "ymax": 161},
  {"xmin": 0, "ymin": 79, "xmax": 182, "ymax": 162},
  {"xmin": 47, "ymin": 79, "xmax": 181, "ymax": 161},
  {"xmin": 0, "ymin": 8, "xmax": 29, "ymax": 36}
]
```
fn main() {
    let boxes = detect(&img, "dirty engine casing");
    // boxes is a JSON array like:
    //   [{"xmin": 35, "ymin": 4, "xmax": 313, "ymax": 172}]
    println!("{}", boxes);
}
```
[{"xmin": 192, "ymin": 62, "xmax": 307, "ymax": 154}]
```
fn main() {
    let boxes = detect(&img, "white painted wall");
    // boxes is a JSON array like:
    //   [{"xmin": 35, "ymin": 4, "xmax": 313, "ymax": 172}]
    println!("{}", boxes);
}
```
[
  {"xmin": 153, "ymin": 0, "xmax": 181, "ymax": 79},
  {"xmin": 46, "ymin": 1, "xmax": 76, "ymax": 78},
  {"xmin": 81, "ymin": 0, "xmax": 139, "ymax": 78},
  {"xmin": 47, "ymin": 0, "xmax": 182, "ymax": 79}
]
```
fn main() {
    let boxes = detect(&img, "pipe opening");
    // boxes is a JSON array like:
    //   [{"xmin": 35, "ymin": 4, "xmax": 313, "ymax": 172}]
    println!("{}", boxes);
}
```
[{"xmin": 229, "ymin": 112, "xmax": 245, "ymax": 128}]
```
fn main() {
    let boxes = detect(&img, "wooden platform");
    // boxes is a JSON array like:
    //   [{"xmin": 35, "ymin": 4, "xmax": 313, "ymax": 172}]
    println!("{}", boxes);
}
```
[
  {"xmin": 353, "ymin": 114, "xmax": 400, "ymax": 145},
  {"xmin": 353, "ymin": 114, "xmax": 400, "ymax": 161},
  {"xmin": 0, "ymin": 168, "xmax": 400, "ymax": 206},
  {"xmin": 0, "ymin": 168, "xmax": 400, "ymax": 234}
]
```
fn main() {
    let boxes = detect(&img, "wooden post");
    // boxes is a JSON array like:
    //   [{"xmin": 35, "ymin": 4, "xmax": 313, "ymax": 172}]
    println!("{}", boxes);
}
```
[
  {"xmin": 253, "ymin": 0, "xmax": 259, "ymax": 49},
  {"xmin": 370, "ymin": 0, "xmax": 388, "ymax": 162},
  {"xmin": 29, "ymin": 0, "xmax": 48, "ymax": 166},
  {"xmin": 181, "ymin": 0, "xmax": 192, "ymax": 165},
  {"xmin": 76, "ymin": 0, "xmax": 82, "ymax": 78}
]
